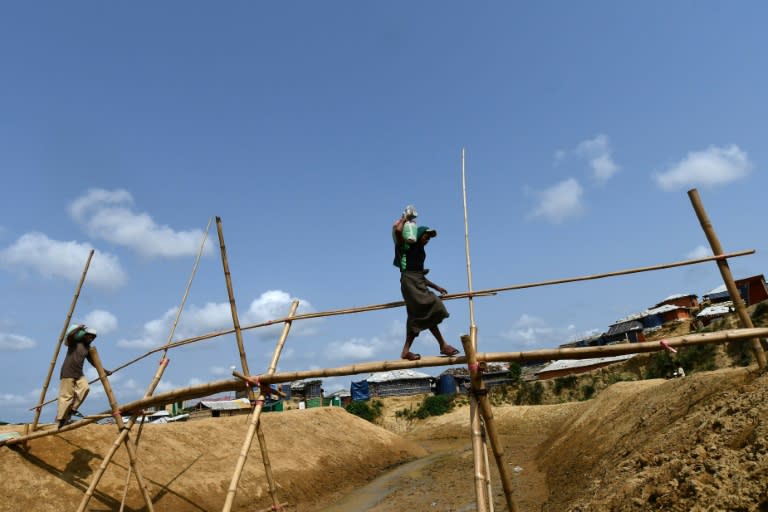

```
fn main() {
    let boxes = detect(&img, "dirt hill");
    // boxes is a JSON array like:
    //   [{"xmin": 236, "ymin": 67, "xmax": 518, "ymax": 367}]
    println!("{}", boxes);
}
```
[{"xmin": 1, "ymin": 366, "xmax": 766, "ymax": 511}]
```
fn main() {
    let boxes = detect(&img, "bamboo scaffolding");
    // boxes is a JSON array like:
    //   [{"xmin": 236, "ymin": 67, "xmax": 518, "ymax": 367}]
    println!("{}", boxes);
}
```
[
  {"xmin": 223, "ymin": 301, "xmax": 299, "ymax": 512},
  {"xmin": 30, "ymin": 249, "xmax": 94, "ymax": 432},
  {"xmin": 81, "ymin": 347, "xmax": 155, "ymax": 512},
  {"xmin": 28, "ymin": 246, "xmax": 749, "ymax": 414},
  {"xmin": 5, "ymin": 326, "xmax": 767, "ymax": 449},
  {"xmin": 462, "ymin": 333, "xmax": 519, "ymax": 512},
  {"xmin": 688, "ymin": 189, "xmax": 767, "ymax": 369},
  {"xmin": 461, "ymin": 149, "xmax": 494, "ymax": 510},
  {"xmin": 96, "ymin": 249, "xmax": 754, "ymax": 363},
  {"xmin": 217, "ymin": 216, "xmax": 283, "ymax": 511}
]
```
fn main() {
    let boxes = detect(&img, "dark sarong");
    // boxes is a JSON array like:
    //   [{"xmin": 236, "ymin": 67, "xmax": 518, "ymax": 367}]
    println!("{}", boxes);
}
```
[{"xmin": 400, "ymin": 270, "xmax": 449, "ymax": 336}]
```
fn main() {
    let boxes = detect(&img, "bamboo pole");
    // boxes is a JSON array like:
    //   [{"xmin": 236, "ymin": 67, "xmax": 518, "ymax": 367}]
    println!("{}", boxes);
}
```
[
  {"xmin": 7, "ymin": 326, "xmax": 768, "ymax": 449},
  {"xmin": 31, "ymin": 249, "xmax": 93, "ymax": 432},
  {"xmin": 25, "ymin": 245, "xmax": 757, "ymax": 417},
  {"xmin": 119, "ymin": 420, "xmax": 147, "ymax": 512},
  {"xmin": 217, "ymin": 216, "xmax": 283, "ymax": 511},
  {"xmin": 462, "ymin": 333, "xmax": 519, "ymax": 512},
  {"xmin": 107, "ymin": 249, "xmax": 752, "ymax": 359},
  {"xmin": 461, "ymin": 149, "xmax": 493, "ymax": 510},
  {"xmin": 36, "ymin": 245, "xmax": 748, "ymax": 398},
  {"xmin": 79, "ymin": 347, "xmax": 155, "ymax": 512},
  {"xmin": 688, "ymin": 189, "xmax": 766, "ymax": 369},
  {"xmin": 223, "ymin": 301, "xmax": 299, "ymax": 512},
  {"xmin": 469, "ymin": 391, "xmax": 490, "ymax": 511}
]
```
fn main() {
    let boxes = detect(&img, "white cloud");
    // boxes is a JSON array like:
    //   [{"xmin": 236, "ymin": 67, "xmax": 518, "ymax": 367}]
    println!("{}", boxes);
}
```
[
  {"xmin": 0, "ymin": 333, "xmax": 37, "ymax": 351},
  {"xmin": 210, "ymin": 366, "xmax": 237, "ymax": 376},
  {"xmin": 528, "ymin": 178, "xmax": 584, "ymax": 224},
  {"xmin": 686, "ymin": 245, "xmax": 713, "ymax": 260},
  {"xmin": 501, "ymin": 314, "xmax": 577, "ymax": 348},
  {"xmin": 116, "ymin": 290, "xmax": 316, "ymax": 349},
  {"xmin": 0, "ymin": 232, "xmax": 126, "ymax": 289},
  {"xmin": 654, "ymin": 145, "xmax": 752, "ymax": 191},
  {"xmin": 576, "ymin": 134, "xmax": 620, "ymax": 183},
  {"xmin": 327, "ymin": 336, "xmax": 390, "ymax": 361},
  {"xmin": 68, "ymin": 188, "xmax": 212, "ymax": 259},
  {"xmin": 82, "ymin": 310, "xmax": 118, "ymax": 335}
]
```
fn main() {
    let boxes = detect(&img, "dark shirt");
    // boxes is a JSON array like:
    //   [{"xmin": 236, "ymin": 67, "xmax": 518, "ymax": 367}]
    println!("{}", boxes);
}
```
[
  {"xmin": 60, "ymin": 340, "xmax": 94, "ymax": 379},
  {"xmin": 401, "ymin": 241, "xmax": 427, "ymax": 272}
]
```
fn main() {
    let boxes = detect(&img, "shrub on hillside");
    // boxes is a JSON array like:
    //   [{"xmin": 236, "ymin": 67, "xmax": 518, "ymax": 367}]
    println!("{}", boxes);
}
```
[
  {"xmin": 345, "ymin": 399, "xmax": 383, "ymax": 422},
  {"xmin": 396, "ymin": 394, "xmax": 455, "ymax": 420},
  {"xmin": 508, "ymin": 362, "xmax": 522, "ymax": 384},
  {"xmin": 554, "ymin": 375, "xmax": 578, "ymax": 394},
  {"xmin": 515, "ymin": 381, "xmax": 544, "ymax": 405}
]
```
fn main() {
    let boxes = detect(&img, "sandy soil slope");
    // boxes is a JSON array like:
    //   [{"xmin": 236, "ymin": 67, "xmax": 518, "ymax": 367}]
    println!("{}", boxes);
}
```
[{"xmin": 1, "ymin": 366, "xmax": 766, "ymax": 511}]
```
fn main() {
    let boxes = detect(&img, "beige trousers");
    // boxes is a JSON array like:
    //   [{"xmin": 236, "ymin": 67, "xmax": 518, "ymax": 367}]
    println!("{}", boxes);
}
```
[{"xmin": 57, "ymin": 376, "xmax": 90, "ymax": 421}]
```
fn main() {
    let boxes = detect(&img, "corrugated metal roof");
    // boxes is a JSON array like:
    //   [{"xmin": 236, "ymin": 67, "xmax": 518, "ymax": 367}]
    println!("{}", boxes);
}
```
[
  {"xmin": 200, "ymin": 397, "xmax": 251, "ymax": 411},
  {"xmin": 536, "ymin": 354, "xmax": 635, "ymax": 374},
  {"xmin": 659, "ymin": 293, "xmax": 695, "ymax": 302},
  {"xmin": 367, "ymin": 369, "xmax": 432, "ymax": 383},
  {"xmin": 606, "ymin": 320, "xmax": 644, "ymax": 336},
  {"xmin": 705, "ymin": 284, "xmax": 727, "ymax": 296},
  {"xmin": 697, "ymin": 303, "xmax": 733, "ymax": 317},
  {"xmin": 614, "ymin": 304, "xmax": 681, "ymax": 324}
]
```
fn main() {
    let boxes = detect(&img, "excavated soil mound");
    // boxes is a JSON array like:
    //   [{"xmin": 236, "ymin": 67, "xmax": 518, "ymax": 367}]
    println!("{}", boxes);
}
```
[
  {"xmin": 0, "ymin": 408, "xmax": 426, "ymax": 512},
  {"xmin": 1, "ymin": 366, "xmax": 766, "ymax": 511}
]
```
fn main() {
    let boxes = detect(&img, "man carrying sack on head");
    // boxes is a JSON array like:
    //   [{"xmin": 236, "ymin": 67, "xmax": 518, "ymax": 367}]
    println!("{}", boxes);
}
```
[{"xmin": 56, "ymin": 324, "xmax": 97, "ymax": 429}]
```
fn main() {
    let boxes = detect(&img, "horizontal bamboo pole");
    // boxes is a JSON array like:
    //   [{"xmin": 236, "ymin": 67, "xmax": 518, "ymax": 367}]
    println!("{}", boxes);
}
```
[
  {"xmin": 7, "ymin": 326, "xmax": 766, "ymax": 448},
  {"xmin": 29, "ymin": 248, "xmax": 755, "ymax": 413},
  {"xmin": 97, "ymin": 249, "xmax": 758, "ymax": 367}
]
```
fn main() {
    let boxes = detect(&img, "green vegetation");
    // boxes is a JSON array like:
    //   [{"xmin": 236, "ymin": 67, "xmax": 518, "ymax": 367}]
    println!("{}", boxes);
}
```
[
  {"xmin": 396, "ymin": 394, "xmax": 456, "ymax": 420},
  {"xmin": 553, "ymin": 375, "xmax": 578, "ymax": 394},
  {"xmin": 507, "ymin": 362, "xmax": 522, "ymax": 384},
  {"xmin": 345, "ymin": 399, "xmax": 383, "ymax": 422},
  {"xmin": 515, "ymin": 381, "xmax": 544, "ymax": 405},
  {"xmin": 581, "ymin": 383, "xmax": 596, "ymax": 400}
]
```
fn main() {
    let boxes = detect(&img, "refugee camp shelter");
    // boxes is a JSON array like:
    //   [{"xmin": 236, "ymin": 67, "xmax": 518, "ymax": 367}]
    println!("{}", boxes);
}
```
[
  {"xmin": 696, "ymin": 302, "xmax": 734, "ymax": 326},
  {"xmin": 535, "ymin": 354, "xmax": 635, "ymax": 380},
  {"xmin": 189, "ymin": 397, "xmax": 252, "ymax": 418},
  {"xmin": 367, "ymin": 369, "xmax": 433, "ymax": 397},
  {"xmin": 655, "ymin": 293, "xmax": 699, "ymax": 309},
  {"xmin": 289, "ymin": 379, "xmax": 323, "ymax": 400},
  {"xmin": 702, "ymin": 275, "xmax": 768, "ymax": 306}
]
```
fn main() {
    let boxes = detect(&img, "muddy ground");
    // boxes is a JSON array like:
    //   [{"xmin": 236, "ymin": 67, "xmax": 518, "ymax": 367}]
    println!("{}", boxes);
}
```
[{"xmin": 1, "ymin": 365, "xmax": 766, "ymax": 511}]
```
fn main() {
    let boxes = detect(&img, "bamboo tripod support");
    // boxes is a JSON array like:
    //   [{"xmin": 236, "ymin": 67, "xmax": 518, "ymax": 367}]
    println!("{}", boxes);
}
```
[
  {"xmin": 31, "ymin": 249, "xmax": 94, "ymax": 433},
  {"xmin": 78, "ymin": 220, "xmax": 210, "ymax": 512},
  {"xmin": 688, "ymin": 189, "xmax": 767, "ymax": 369},
  {"xmin": 217, "ymin": 216, "xmax": 284, "ymax": 511},
  {"xmin": 80, "ymin": 348, "xmax": 155, "ymax": 512},
  {"xmin": 222, "ymin": 301, "xmax": 300, "ymax": 512}
]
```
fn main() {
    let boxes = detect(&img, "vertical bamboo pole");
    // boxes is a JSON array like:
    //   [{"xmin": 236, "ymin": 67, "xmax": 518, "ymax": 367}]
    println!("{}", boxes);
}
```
[
  {"xmin": 222, "ymin": 301, "xmax": 299, "ymax": 512},
  {"xmin": 469, "ymin": 391, "xmax": 490, "ymax": 511},
  {"xmin": 85, "ymin": 347, "xmax": 155, "ymax": 512},
  {"xmin": 217, "ymin": 216, "xmax": 283, "ymax": 510},
  {"xmin": 461, "ymin": 149, "xmax": 478, "ymax": 349},
  {"xmin": 461, "ymin": 148, "xmax": 494, "ymax": 510},
  {"xmin": 688, "ymin": 189, "xmax": 767, "ymax": 369},
  {"xmin": 31, "ymin": 249, "xmax": 94, "ymax": 432},
  {"xmin": 464, "ymin": 332, "xmax": 519, "ymax": 512},
  {"xmin": 216, "ymin": 216, "xmax": 253, "ymax": 388}
]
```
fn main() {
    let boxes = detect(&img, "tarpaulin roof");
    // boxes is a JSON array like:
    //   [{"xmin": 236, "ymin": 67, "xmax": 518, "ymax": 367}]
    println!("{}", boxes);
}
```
[{"xmin": 200, "ymin": 397, "xmax": 251, "ymax": 411}]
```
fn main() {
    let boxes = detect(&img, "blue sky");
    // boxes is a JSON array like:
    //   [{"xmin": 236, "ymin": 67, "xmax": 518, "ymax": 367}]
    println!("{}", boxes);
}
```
[{"xmin": 2, "ymin": 3, "xmax": 767, "ymax": 423}]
